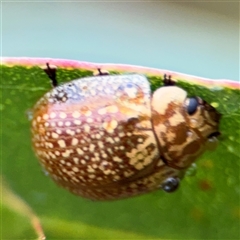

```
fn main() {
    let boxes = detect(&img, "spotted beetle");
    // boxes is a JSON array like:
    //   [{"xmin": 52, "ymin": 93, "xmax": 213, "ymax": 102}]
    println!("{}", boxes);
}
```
[{"xmin": 31, "ymin": 63, "xmax": 221, "ymax": 200}]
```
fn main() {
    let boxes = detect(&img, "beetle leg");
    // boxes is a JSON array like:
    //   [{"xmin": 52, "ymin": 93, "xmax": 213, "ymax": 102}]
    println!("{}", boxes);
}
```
[
  {"xmin": 43, "ymin": 63, "xmax": 58, "ymax": 88},
  {"xmin": 94, "ymin": 68, "xmax": 110, "ymax": 76},
  {"xmin": 163, "ymin": 74, "xmax": 176, "ymax": 86}
]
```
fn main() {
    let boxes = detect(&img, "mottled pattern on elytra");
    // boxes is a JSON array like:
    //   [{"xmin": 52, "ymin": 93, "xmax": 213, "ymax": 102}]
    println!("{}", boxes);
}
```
[{"xmin": 32, "ymin": 74, "xmax": 172, "ymax": 198}]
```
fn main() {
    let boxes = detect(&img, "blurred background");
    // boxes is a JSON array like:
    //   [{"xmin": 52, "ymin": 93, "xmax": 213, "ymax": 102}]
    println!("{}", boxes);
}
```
[
  {"xmin": 1, "ymin": 1, "xmax": 239, "ymax": 239},
  {"xmin": 2, "ymin": 1, "xmax": 239, "ymax": 80}
]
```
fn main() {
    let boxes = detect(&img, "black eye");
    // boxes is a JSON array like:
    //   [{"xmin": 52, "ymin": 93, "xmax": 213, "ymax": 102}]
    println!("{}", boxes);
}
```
[
  {"xmin": 162, "ymin": 177, "xmax": 180, "ymax": 193},
  {"xmin": 186, "ymin": 97, "xmax": 199, "ymax": 115}
]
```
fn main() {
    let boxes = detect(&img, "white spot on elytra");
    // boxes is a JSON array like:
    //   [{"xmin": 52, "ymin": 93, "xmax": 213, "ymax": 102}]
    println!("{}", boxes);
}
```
[
  {"xmin": 45, "ymin": 142, "xmax": 53, "ymax": 148},
  {"xmin": 106, "ymin": 137, "xmax": 114, "ymax": 144},
  {"xmin": 74, "ymin": 120, "xmax": 81, "ymax": 125},
  {"xmin": 72, "ymin": 177, "xmax": 79, "ymax": 182},
  {"xmin": 87, "ymin": 166, "xmax": 95, "ymax": 173},
  {"xmin": 59, "ymin": 112, "xmax": 67, "ymax": 119},
  {"xmin": 119, "ymin": 132, "xmax": 125, "ymax": 137},
  {"xmin": 55, "ymin": 151, "xmax": 60, "ymax": 156},
  {"xmin": 84, "ymin": 125, "xmax": 90, "ymax": 132},
  {"xmin": 58, "ymin": 139, "xmax": 66, "ymax": 148},
  {"xmin": 92, "ymin": 164, "xmax": 98, "ymax": 169},
  {"xmin": 72, "ymin": 111, "xmax": 80, "ymax": 118},
  {"xmin": 73, "ymin": 157, "xmax": 79, "ymax": 164},
  {"xmin": 88, "ymin": 174, "xmax": 96, "ymax": 178},
  {"xmin": 77, "ymin": 148, "xmax": 84, "ymax": 155},
  {"xmin": 72, "ymin": 167, "xmax": 79, "ymax": 172},
  {"xmin": 71, "ymin": 138, "xmax": 78, "ymax": 146},
  {"xmin": 95, "ymin": 134, "xmax": 101, "ymax": 139},
  {"xmin": 89, "ymin": 144, "xmax": 95, "ymax": 152},
  {"xmin": 66, "ymin": 129, "xmax": 75, "ymax": 136},
  {"xmin": 60, "ymin": 159, "xmax": 66, "ymax": 164},
  {"xmin": 43, "ymin": 114, "xmax": 49, "ymax": 120},
  {"xmin": 52, "ymin": 132, "xmax": 59, "ymax": 139},
  {"xmin": 113, "ymin": 156, "xmax": 122, "ymax": 162},
  {"xmin": 102, "ymin": 153, "xmax": 107, "ymax": 158},
  {"xmin": 50, "ymin": 112, "xmax": 56, "ymax": 119},
  {"xmin": 103, "ymin": 119, "xmax": 118, "ymax": 133},
  {"xmin": 98, "ymin": 141, "xmax": 104, "ymax": 148},
  {"xmin": 62, "ymin": 150, "xmax": 71, "ymax": 158},
  {"xmin": 87, "ymin": 118, "xmax": 93, "ymax": 123},
  {"xmin": 98, "ymin": 108, "xmax": 106, "ymax": 115},
  {"xmin": 44, "ymin": 122, "xmax": 49, "ymax": 127},
  {"xmin": 58, "ymin": 121, "xmax": 63, "ymax": 126},
  {"xmin": 56, "ymin": 129, "xmax": 62, "ymax": 134},
  {"xmin": 65, "ymin": 121, "xmax": 71, "ymax": 127},
  {"xmin": 50, "ymin": 122, "xmax": 56, "ymax": 127}
]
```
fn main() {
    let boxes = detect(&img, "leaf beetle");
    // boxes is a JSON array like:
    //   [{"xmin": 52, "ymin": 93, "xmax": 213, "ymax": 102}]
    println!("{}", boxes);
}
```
[{"xmin": 31, "ymin": 63, "xmax": 221, "ymax": 200}]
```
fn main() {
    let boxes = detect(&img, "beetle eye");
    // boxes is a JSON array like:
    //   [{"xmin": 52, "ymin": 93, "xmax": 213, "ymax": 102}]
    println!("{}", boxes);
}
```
[
  {"xmin": 162, "ymin": 177, "xmax": 180, "ymax": 193},
  {"xmin": 186, "ymin": 97, "xmax": 199, "ymax": 115}
]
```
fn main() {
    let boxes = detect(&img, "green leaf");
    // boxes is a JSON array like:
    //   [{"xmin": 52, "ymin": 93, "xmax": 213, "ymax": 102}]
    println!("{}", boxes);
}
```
[{"xmin": 1, "ymin": 58, "xmax": 239, "ymax": 239}]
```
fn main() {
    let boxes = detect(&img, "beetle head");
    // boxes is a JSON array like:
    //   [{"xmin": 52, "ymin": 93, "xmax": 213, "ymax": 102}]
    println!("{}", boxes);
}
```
[{"xmin": 151, "ymin": 86, "xmax": 221, "ymax": 169}]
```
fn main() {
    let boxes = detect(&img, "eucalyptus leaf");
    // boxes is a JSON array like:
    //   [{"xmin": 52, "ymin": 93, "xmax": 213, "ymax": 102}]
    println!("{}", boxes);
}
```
[{"xmin": 1, "ymin": 58, "xmax": 239, "ymax": 239}]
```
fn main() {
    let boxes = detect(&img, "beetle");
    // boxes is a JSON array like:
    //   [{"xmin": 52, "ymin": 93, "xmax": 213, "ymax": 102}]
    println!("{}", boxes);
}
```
[{"xmin": 31, "ymin": 63, "xmax": 221, "ymax": 200}]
